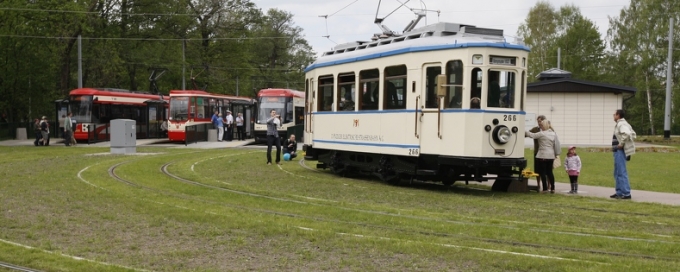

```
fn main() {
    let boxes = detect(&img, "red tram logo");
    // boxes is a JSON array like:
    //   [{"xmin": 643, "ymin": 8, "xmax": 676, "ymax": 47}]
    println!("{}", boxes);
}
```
[{"xmin": 353, "ymin": 119, "xmax": 359, "ymax": 127}]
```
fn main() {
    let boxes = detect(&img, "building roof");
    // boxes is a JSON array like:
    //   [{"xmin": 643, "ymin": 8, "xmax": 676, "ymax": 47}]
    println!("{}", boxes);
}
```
[
  {"xmin": 527, "ymin": 78, "xmax": 636, "ymax": 94},
  {"xmin": 536, "ymin": 68, "xmax": 572, "ymax": 80}
]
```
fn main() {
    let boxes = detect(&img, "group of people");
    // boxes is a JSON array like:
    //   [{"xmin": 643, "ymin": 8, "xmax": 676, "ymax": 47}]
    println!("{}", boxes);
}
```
[
  {"xmin": 265, "ymin": 109, "xmax": 297, "ymax": 165},
  {"xmin": 211, "ymin": 110, "xmax": 245, "ymax": 142},
  {"xmin": 33, "ymin": 116, "xmax": 51, "ymax": 146},
  {"xmin": 524, "ymin": 109, "xmax": 635, "ymax": 199},
  {"xmin": 33, "ymin": 113, "xmax": 77, "ymax": 147}
]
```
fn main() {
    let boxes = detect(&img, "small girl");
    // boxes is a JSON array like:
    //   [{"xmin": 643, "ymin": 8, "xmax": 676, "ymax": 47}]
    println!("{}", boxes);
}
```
[{"xmin": 564, "ymin": 146, "xmax": 582, "ymax": 194}]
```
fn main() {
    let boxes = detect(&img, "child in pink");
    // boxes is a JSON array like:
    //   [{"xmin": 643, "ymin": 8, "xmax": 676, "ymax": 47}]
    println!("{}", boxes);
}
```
[{"xmin": 564, "ymin": 146, "xmax": 582, "ymax": 194}]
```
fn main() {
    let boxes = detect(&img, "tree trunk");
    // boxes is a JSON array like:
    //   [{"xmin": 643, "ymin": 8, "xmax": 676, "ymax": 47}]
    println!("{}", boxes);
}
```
[{"xmin": 645, "ymin": 73, "xmax": 655, "ymax": 135}]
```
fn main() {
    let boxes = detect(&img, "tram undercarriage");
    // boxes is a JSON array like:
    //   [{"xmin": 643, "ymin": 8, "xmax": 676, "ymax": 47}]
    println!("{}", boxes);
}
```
[{"xmin": 306, "ymin": 146, "xmax": 526, "ymax": 191}]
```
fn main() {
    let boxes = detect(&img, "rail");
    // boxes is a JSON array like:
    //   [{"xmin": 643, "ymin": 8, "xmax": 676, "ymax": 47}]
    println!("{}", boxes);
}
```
[
  {"xmin": 437, "ymin": 96, "xmax": 443, "ymax": 139},
  {"xmin": 414, "ymin": 95, "xmax": 420, "ymax": 139}
]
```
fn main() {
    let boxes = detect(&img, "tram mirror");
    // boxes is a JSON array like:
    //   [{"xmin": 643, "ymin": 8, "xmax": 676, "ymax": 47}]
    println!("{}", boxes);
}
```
[{"xmin": 436, "ymin": 75, "xmax": 447, "ymax": 97}]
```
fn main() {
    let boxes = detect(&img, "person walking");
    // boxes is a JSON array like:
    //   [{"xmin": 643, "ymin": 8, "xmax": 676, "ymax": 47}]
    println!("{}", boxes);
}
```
[
  {"xmin": 63, "ymin": 112, "xmax": 73, "ymax": 146},
  {"xmin": 266, "ymin": 109, "xmax": 282, "ymax": 165},
  {"xmin": 215, "ymin": 113, "xmax": 224, "ymax": 142},
  {"xmin": 611, "ymin": 109, "xmax": 636, "ymax": 200},
  {"xmin": 235, "ymin": 112, "xmax": 245, "ymax": 141},
  {"xmin": 33, "ymin": 118, "xmax": 42, "ymax": 146},
  {"xmin": 564, "ymin": 146, "xmax": 582, "ymax": 194},
  {"xmin": 39, "ymin": 116, "xmax": 50, "ymax": 146},
  {"xmin": 525, "ymin": 119, "xmax": 561, "ymax": 193}
]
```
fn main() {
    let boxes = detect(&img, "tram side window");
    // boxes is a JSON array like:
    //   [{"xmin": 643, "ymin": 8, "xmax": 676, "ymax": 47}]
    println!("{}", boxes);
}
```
[
  {"xmin": 520, "ymin": 71, "xmax": 526, "ymax": 110},
  {"xmin": 359, "ymin": 69, "xmax": 379, "ymax": 111},
  {"xmin": 337, "ymin": 73, "xmax": 356, "ymax": 111},
  {"xmin": 487, "ymin": 70, "xmax": 516, "ymax": 108},
  {"xmin": 195, "ymin": 97, "xmax": 206, "ymax": 119},
  {"xmin": 425, "ymin": 66, "xmax": 441, "ymax": 108},
  {"xmin": 384, "ymin": 65, "xmax": 407, "ymax": 110},
  {"xmin": 209, "ymin": 98, "xmax": 217, "ymax": 116},
  {"xmin": 445, "ymin": 60, "xmax": 463, "ymax": 109},
  {"xmin": 305, "ymin": 79, "xmax": 309, "ymax": 113},
  {"xmin": 318, "ymin": 76, "xmax": 334, "ymax": 112},
  {"xmin": 470, "ymin": 68, "xmax": 482, "ymax": 109}
]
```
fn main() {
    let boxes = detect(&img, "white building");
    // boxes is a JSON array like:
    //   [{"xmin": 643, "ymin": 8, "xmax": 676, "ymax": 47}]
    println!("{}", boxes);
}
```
[{"xmin": 526, "ymin": 68, "xmax": 636, "ymax": 146}]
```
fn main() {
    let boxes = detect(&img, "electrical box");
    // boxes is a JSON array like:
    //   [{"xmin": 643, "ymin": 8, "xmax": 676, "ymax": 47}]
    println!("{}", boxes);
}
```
[{"xmin": 110, "ymin": 119, "xmax": 136, "ymax": 154}]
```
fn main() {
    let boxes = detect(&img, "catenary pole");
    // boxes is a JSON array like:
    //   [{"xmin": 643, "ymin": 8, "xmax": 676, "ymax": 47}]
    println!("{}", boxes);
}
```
[
  {"xmin": 182, "ymin": 40, "xmax": 186, "ymax": 90},
  {"xmin": 78, "ymin": 35, "xmax": 82, "ymax": 88},
  {"xmin": 664, "ymin": 18, "xmax": 674, "ymax": 139}
]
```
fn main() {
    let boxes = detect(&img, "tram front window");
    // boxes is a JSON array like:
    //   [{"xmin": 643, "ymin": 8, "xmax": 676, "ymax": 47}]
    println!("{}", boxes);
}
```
[
  {"xmin": 69, "ymin": 95, "xmax": 92, "ymax": 123},
  {"xmin": 170, "ymin": 97, "xmax": 189, "ymax": 121},
  {"xmin": 487, "ymin": 70, "xmax": 516, "ymax": 109},
  {"xmin": 258, "ymin": 96, "xmax": 289, "ymax": 123}
]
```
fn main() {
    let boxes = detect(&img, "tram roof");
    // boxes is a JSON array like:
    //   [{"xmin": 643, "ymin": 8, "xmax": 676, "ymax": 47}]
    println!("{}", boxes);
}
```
[
  {"xmin": 69, "ymin": 88, "xmax": 166, "ymax": 100},
  {"xmin": 306, "ymin": 22, "xmax": 530, "ymax": 73},
  {"xmin": 169, "ymin": 90, "xmax": 254, "ymax": 102},
  {"xmin": 257, "ymin": 88, "xmax": 305, "ymax": 98}
]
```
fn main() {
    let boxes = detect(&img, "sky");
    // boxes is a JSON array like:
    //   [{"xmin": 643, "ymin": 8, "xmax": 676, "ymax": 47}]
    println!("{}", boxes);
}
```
[{"xmin": 252, "ymin": 0, "xmax": 631, "ymax": 56}]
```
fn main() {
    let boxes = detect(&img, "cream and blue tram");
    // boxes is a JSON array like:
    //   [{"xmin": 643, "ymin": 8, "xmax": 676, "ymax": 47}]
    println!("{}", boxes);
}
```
[{"xmin": 303, "ymin": 22, "xmax": 528, "ymax": 190}]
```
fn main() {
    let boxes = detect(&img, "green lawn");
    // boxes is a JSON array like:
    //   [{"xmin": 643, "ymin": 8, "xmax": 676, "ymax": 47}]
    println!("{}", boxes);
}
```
[{"xmin": 1, "ymin": 146, "xmax": 679, "ymax": 271}]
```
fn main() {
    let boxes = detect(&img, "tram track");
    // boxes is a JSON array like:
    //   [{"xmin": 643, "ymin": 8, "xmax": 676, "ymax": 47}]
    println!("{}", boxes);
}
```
[
  {"xmin": 110, "ymin": 159, "xmax": 678, "ymax": 262},
  {"xmin": 0, "ymin": 261, "xmax": 42, "ymax": 272},
  {"xmin": 298, "ymin": 159, "xmax": 676, "ymax": 222}
]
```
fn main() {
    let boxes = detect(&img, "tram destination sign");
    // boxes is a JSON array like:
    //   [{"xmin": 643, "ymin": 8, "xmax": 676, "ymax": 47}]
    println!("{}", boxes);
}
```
[{"xmin": 490, "ymin": 56, "xmax": 516, "ymax": 66}]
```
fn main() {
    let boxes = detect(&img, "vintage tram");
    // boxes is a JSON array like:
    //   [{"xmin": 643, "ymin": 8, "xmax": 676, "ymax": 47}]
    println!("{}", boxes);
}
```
[{"xmin": 303, "ymin": 22, "xmax": 529, "ymax": 190}]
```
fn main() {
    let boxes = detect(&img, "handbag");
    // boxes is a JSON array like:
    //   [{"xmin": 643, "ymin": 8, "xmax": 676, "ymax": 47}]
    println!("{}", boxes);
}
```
[{"xmin": 553, "ymin": 157, "xmax": 561, "ymax": 168}]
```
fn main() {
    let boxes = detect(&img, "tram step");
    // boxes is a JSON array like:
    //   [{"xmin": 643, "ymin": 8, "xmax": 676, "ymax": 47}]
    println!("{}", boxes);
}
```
[{"xmin": 416, "ymin": 170, "xmax": 437, "ymax": 176}]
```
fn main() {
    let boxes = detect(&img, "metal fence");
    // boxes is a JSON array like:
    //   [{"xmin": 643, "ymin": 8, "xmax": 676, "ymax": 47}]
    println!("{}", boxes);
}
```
[
  {"xmin": 185, "ymin": 123, "xmax": 211, "ymax": 146},
  {"xmin": 0, "ymin": 121, "xmax": 60, "ymax": 140}
]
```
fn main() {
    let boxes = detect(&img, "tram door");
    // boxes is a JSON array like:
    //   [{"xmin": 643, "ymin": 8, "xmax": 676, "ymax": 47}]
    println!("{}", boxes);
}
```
[
  {"xmin": 147, "ymin": 102, "xmax": 166, "ymax": 138},
  {"xmin": 418, "ymin": 63, "xmax": 444, "ymax": 155}
]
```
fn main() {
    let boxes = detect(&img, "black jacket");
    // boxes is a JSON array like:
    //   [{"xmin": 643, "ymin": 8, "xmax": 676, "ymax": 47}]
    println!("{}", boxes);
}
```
[{"xmin": 283, "ymin": 139, "xmax": 297, "ymax": 152}]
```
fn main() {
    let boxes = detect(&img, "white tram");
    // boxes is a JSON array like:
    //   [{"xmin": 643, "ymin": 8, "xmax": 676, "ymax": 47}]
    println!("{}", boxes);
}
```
[
  {"xmin": 253, "ymin": 88, "xmax": 305, "ymax": 142},
  {"xmin": 303, "ymin": 22, "xmax": 529, "ymax": 190}
]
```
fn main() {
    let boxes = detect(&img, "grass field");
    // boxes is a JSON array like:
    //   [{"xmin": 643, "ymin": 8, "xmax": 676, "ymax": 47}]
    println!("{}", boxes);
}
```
[{"xmin": 1, "ymin": 146, "xmax": 679, "ymax": 271}]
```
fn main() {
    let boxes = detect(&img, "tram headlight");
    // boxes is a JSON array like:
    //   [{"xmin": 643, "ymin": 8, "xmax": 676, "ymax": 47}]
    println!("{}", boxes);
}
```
[{"xmin": 492, "ymin": 125, "xmax": 512, "ymax": 144}]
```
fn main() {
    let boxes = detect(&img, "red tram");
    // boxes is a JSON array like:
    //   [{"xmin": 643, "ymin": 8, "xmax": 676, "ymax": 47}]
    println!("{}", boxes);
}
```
[
  {"xmin": 66, "ymin": 88, "xmax": 168, "ymax": 141},
  {"xmin": 168, "ymin": 90, "xmax": 255, "ymax": 142}
]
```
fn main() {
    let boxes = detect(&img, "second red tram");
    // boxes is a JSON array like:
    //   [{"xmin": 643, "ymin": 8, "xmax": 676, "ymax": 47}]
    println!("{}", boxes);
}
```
[{"xmin": 168, "ymin": 90, "xmax": 255, "ymax": 142}]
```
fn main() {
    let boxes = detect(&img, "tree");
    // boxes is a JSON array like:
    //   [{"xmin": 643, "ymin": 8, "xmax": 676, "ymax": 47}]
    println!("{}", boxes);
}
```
[
  {"xmin": 518, "ymin": 2, "xmax": 605, "ymax": 82},
  {"xmin": 606, "ymin": 0, "xmax": 680, "ymax": 135},
  {"xmin": 517, "ymin": 1, "xmax": 558, "ymax": 80},
  {"xmin": 248, "ymin": 8, "xmax": 315, "ymax": 91}
]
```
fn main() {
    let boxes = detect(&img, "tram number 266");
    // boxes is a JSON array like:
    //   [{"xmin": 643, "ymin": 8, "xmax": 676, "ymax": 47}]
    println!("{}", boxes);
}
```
[
  {"xmin": 503, "ymin": 115, "xmax": 517, "ymax": 121},
  {"xmin": 408, "ymin": 149, "xmax": 420, "ymax": 156}
]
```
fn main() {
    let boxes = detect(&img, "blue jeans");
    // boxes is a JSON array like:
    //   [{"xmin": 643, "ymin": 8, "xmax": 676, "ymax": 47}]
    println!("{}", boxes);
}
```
[{"xmin": 613, "ymin": 149, "xmax": 631, "ymax": 196}]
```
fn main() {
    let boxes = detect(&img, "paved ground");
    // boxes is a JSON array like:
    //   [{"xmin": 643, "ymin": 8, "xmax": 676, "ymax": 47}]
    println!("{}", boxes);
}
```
[{"xmin": 3, "ymin": 138, "xmax": 678, "ymax": 206}]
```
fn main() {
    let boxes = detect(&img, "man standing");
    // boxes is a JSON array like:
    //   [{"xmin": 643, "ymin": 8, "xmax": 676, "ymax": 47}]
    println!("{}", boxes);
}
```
[
  {"xmin": 225, "ymin": 110, "xmax": 234, "ymax": 141},
  {"xmin": 266, "ymin": 109, "xmax": 282, "ymax": 165},
  {"xmin": 63, "ymin": 112, "xmax": 73, "ymax": 146},
  {"xmin": 611, "ymin": 109, "xmax": 636, "ymax": 200},
  {"xmin": 235, "ymin": 112, "xmax": 245, "ymax": 141}
]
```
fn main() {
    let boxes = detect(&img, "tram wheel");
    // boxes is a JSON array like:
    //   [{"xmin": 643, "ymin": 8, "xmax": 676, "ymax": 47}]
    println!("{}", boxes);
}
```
[{"xmin": 329, "ymin": 151, "xmax": 346, "ymax": 176}]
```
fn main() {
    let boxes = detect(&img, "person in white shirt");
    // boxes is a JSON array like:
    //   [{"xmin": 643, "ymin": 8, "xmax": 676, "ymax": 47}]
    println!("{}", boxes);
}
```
[
  {"xmin": 266, "ymin": 109, "xmax": 282, "ymax": 165},
  {"xmin": 225, "ymin": 110, "xmax": 234, "ymax": 141},
  {"xmin": 235, "ymin": 112, "xmax": 245, "ymax": 141}
]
